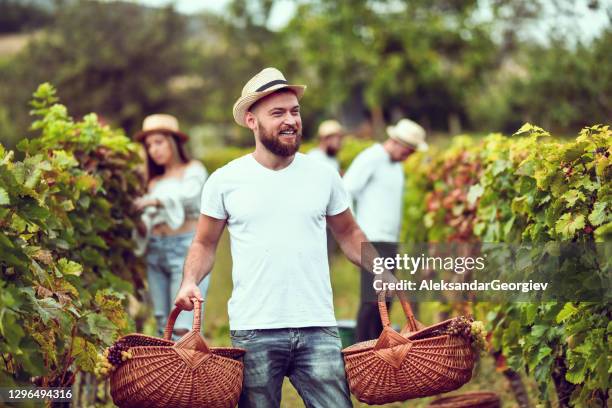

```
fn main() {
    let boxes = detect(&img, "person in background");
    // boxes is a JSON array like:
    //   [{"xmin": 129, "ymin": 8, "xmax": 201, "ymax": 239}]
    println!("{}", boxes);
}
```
[
  {"xmin": 307, "ymin": 119, "xmax": 345, "ymax": 173},
  {"xmin": 343, "ymin": 118, "xmax": 427, "ymax": 342},
  {"xmin": 133, "ymin": 113, "xmax": 210, "ymax": 339},
  {"xmin": 308, "ymin": 119, "xmax": 346, "ymax": 257}
]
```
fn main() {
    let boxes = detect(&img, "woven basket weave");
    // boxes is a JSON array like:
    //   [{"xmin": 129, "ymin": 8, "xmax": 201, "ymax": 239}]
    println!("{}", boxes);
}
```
[
  {"xmin": 110, "ymin": 299, "xmax": 245, "ymax": 408},
  {"xmin": 342, "ymin": 293, "xmax": 475, "ymax": 405},
  {"xmin": 428, "ymin": 391, "xmax": 501, "ymax": 408}
]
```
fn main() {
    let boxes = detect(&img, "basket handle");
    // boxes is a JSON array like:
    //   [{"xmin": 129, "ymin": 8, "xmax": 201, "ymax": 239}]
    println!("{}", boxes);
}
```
[
  {"xmin": 378, "ymin": 290, "xmax": 419, "ymax": 333},
  {"xmin": 164, "ymin": 297, "xmax": 202, "ymax": 341}
]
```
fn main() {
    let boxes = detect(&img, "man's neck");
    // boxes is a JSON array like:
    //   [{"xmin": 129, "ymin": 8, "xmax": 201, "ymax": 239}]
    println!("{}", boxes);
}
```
[
  {"xmin": 253, "ymin": 144, "xmax": 295, "ymax": 170},
  {"xmin": 382, "ymin": 140, "xmax": 394, "ymax": 159}
]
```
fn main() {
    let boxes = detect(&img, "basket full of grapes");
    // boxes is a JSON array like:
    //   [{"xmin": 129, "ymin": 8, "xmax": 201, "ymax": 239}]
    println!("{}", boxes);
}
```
[
  {"xmin": 96, "ymin": 298, "xmax": 245, "ymax": 408},
  {"xmin": 342, "ymin": 292, "xmax": 487, "ymax": 405}
]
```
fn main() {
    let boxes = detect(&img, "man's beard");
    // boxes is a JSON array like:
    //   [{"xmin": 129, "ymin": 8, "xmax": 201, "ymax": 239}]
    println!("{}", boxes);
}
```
[
  {"xmin": 325, "ymin": 145, "xmax": 339, "ymax": 157},
  {"xmin": 259, "ymin": 123, "xmax": 302, "ymax": 157}
]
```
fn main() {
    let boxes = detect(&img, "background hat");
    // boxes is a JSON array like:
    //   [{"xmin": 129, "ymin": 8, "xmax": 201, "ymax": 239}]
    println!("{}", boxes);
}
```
[
  {"xmin": 134, "ymin": 114, "xmax": 188, "ymax": 142},
  {"xmin": 386, "ymin": 118, "xmax": 428, "ymax": 151},
  {"xmin": 317, "ymin": 119, "xmax": 344, "ymax": 138},
  {"xmin": 233, "ymin": 67, "xmax": 306, "ymax": 127}
]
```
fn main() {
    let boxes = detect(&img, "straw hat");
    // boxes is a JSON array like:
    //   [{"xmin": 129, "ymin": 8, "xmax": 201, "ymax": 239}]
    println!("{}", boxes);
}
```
[
  {"xmin": 317, "ymin": 119, "xmax": 344, "ymax": 138},
  {"xmin": 387, "ymin": 119, "xmax": 428, "ymax": 151},
  {"xmin": 134, "ymin": 114, "xmax": 188, "ymax": 142},
  {"xmin": 232, "ymin": 67, "xmax": 306, "ymax": 127}
]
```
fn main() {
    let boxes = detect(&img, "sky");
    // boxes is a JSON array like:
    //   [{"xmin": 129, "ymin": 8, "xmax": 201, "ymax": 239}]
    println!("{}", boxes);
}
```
[
  {"xmin": 130, "ymin": 0, "xmax": 297, "ymax": 30},
  {"xmin": 131, "ymin": 0, "xmax": 610, "ymax": 41}
]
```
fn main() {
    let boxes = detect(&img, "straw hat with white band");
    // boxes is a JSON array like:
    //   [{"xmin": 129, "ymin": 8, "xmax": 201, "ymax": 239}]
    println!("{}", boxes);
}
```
[
  {"xmin": 387, "ymin": 118, "xmax": 428, "ymax": 151},
  {"xmin": 134, "ymin": 114, "xmax": 189, "ymax": 142},
  {"xmin": 317, "ymin": 119, "xmax": 344, "ymax": 138},
  {"xmin": 233, "ymin": 67, "xmax": 306, "ymax": 127}
]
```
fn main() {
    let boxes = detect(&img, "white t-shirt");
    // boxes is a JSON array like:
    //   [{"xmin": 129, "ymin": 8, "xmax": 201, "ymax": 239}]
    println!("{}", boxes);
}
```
[
  {"xmin": 343, "ymin": 143, "xmax": 404, "ymax": 242},
  {"xmin": 200, "ymin": 153, "xmax": 350, "ymax": 330},
  {"xmin": 307, "ymin": 147, "xmax": 341, "ymax": 172}
]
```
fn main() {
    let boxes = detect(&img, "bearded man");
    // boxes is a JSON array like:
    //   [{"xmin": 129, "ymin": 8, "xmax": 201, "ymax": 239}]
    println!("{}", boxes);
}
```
[
  {"xmin": 307, "ymin": 119, "xmax": 345, "ymax": 172},
  {"xmin": 174, "ymin": 67, "xmax": 396, "ymax": 408}
]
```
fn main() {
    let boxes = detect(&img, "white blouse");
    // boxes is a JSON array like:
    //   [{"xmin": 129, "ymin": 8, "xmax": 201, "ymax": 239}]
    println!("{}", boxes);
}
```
[{"xmin": 134, "ymin": 161, "xmax": 208, "ymax": 256}]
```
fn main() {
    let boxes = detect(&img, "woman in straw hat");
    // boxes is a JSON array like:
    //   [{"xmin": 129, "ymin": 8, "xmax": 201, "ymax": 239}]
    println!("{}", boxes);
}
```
[{"xmin": 133, "ymin": 113, "xmax": 210, "ymax": 339}]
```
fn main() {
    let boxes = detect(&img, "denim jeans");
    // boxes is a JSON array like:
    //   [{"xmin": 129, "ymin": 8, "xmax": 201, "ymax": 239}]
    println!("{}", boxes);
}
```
[
  {"xmin": 230, "ymin": 327, "xmax": 352, "ymax": 408},
  {"xmin": 146, "ymin": 232, "xmax": 210, "ymax": 338}
]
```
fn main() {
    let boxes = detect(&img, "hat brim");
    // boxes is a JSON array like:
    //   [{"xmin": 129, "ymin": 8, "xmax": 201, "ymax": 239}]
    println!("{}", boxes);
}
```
[
  {"xmin": 387, "ymin": 126, "xmax": 428, "ymax": 151},
  {"xmin": 233, "ymin": 84, "xmax": 306, "ymax": 127},
  {"xmin": 134, "ymin": 128, "xmax": 189, "ymax": 142}
]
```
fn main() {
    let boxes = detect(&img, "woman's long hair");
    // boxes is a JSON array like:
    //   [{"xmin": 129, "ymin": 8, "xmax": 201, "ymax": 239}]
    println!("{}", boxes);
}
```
[{"xmin": 144, "ymin": 133, "xmax": 190, "ymax": 186}]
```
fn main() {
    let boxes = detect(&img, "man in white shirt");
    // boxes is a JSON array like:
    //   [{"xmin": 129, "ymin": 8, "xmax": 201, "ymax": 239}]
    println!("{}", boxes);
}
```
[
  {"xmin": 174, "ymin": 67, "xmax": 396, "ymax": 408},
  {"xmin": 343, "ymin": 118, "xmax": 427, "ymax": 342},
  {"xmin": 307, "ymin": 119, "xmax": 345, "ymax": 172}
]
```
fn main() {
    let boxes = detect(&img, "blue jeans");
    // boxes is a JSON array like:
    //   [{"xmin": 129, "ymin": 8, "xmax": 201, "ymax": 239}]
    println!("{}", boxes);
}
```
[
  {"xmin": 146, "ymin": 232, "xmax": 210, "ymax": 338},
  {"xmin": 230, "ymin": 327, "xmax": 352, "ymax": 408}
]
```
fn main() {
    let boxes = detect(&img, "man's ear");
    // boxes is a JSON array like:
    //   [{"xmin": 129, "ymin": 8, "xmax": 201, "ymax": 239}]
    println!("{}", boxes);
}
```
[{"xmin": 245, "ymin": 111, "xmax": 258, "ymax": 131}]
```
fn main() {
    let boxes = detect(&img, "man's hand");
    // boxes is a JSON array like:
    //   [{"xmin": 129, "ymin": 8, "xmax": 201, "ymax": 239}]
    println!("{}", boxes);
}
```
[
  {"xmin": 174, "ymin": 282, "xmax": 204, "ymax": 311},
  {"xmin": 375, "ymin": 270, "xmax": 400, "ymax": 300}
]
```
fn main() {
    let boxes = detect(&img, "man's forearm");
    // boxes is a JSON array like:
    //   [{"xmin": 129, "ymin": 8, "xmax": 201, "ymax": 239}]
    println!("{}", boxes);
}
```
[
  {"xmin": 182, "ymin": 240, "xmax": 215, "ymax": 285},
  {"xmin": 338, "ymin": 226, "xmax": 379, "ymax": 275}
]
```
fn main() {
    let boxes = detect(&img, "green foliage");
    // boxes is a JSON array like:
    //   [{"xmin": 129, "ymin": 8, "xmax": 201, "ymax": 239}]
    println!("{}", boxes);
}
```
[
  {"xmin": 283, "ymin": 0, "xmax": 497, "ymax": 132},
  {"xmin": 470, "ymin": 29, "xmax": 612, "ymax": 134},
  {"xmin": 336, "ymin": 138, "xmax": 374, "ymax": 171},
  {"xmin": 0, "ymin": 1, "xmax": 189, "ymax": 140},
  {"xmin": 0, "ymin": 83, "xmax": 142, "ymax": 387},
  {"xmin": 399, "ymin": 124, "xmax": 611, "ymax": 406},
  {"xmin": 201, "ymin": 146, "xmax": 251, "ymax": 174},
  {"xmin": 1, "ymin": 0, "xmax": 609, "ymax": 148}
]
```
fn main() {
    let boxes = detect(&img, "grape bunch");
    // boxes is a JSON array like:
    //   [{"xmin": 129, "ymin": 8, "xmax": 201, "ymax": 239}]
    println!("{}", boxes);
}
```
[
  {"xmin": 444, "ymin": 316, "xmax": 488, "ymax": 353},
  {"xmin": 446, "ymin": 316, "xmax": 474, "ymax": 338},
  {"xmin": 107, "ymin": 341, "xmax": 132, "ymax": 366},
  {"xmin": 470, "ymin": 320, "xmax": 487, "ymax": 353},
  {"xmin": 94, "ymin": 350, "xmax": 113, "ymax": 378},
  {"xmin": 94, "ymin": 341, "xmax": 133, "ymax": 379}
]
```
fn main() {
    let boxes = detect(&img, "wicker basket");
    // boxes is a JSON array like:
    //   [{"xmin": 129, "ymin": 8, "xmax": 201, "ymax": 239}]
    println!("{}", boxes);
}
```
[
  {"xmin": 428, "ymin": 391, "xmax": 501, "ymax": 408},
  {"xmin": 342, "ymin": 293, "xmax": 475, "ymax": 405},
  {"xmin": 110, "ymin": 299, "xmax": 245, "ymax": 408}
]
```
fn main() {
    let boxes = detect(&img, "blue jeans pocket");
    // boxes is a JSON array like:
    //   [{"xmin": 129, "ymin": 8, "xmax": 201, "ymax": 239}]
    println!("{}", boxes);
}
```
[
  {"xmin": 320, "ymin": 326, "xmax": 341, "ymax": 339},
  {"xmin": 230, "ymin": 329, "xmax": 257, "ymax": 342}
]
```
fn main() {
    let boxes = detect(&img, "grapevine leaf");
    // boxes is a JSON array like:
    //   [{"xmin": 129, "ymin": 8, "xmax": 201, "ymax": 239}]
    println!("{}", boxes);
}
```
[
  {"xmin": 561, "ymin": 190, "xmax": 585, "ymax": 207},
  {"xmin": 73, "ymin": 337, "xmax": 98, "ymax": 373},
  {"xmin": 556, "ymin": 303, "xmax": 578, "ymax": 323},
  {"xmin": 588, "ymin": 202, "xmax": 608, "ymax": 227},
  {"xmin": 33, "ymin": 297, "xmax": 65, "ymax": 326},
  {"xmin": 566, "ymin": 361, "xmax": 587, "ymax": 384},
  {"xmin": 57, "ymin": 258, "xmax": 83, "ymax": 277},
  {"xmin": 81, "ymin": 313, "xmax": 117, "ymax": 346},
  {"xmin": 555, "ymin": 213, "xmax": 585, "ymax": 238},
  {"xmin": 467, "ymin": 184, "xmax": 484, "ymax": 205},
  {"xmin": 0, "ymin": 187, "xmax": 9, "ymax": 205}
]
